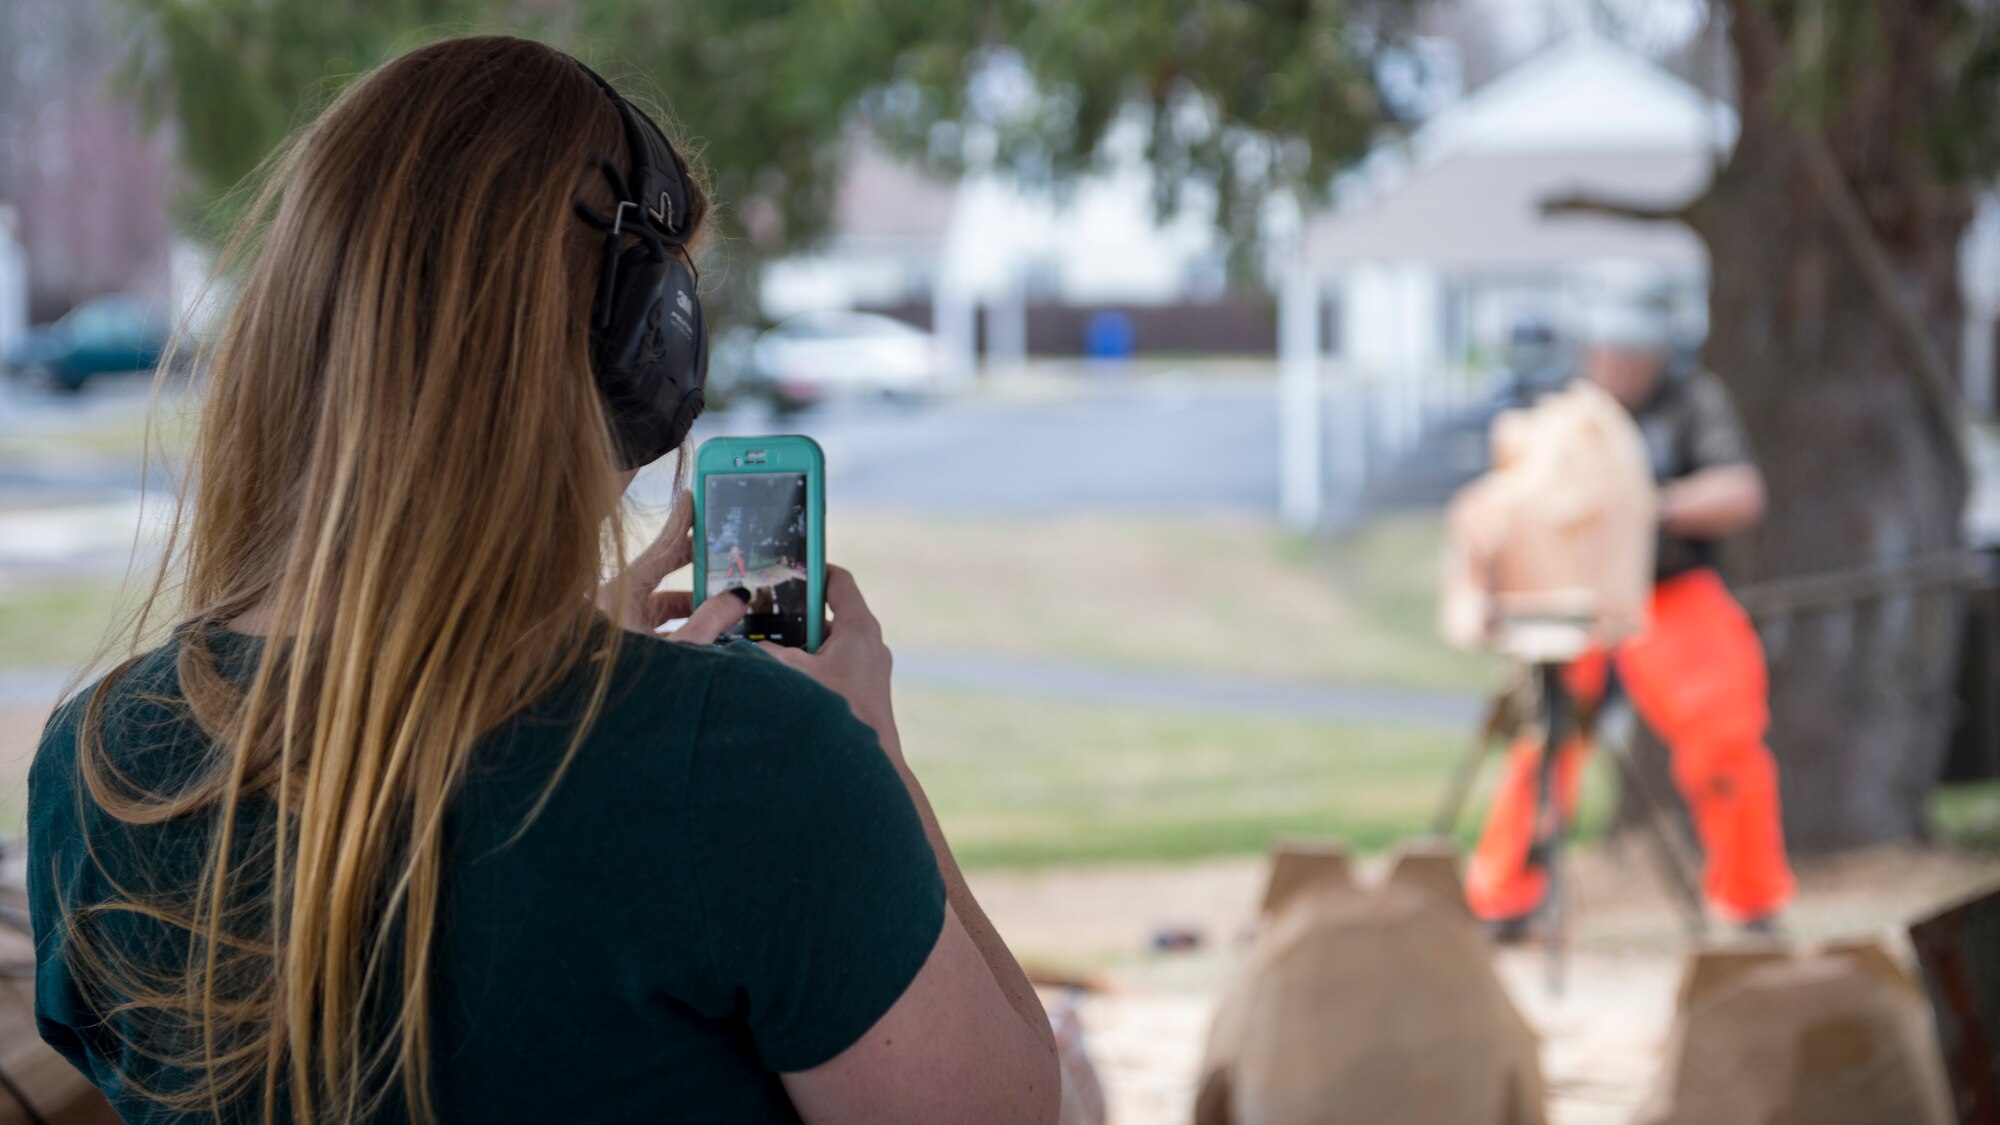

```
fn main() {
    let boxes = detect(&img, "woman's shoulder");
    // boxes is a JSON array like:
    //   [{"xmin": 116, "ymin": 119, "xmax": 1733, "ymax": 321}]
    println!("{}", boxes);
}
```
[
  {"xmin": 600, "ymin": 634, "xmax": 883, "ymax": 779},
  {"xmin": 509, "ymin": 634, "xmax": 896, "ymax": 880},
  {"xmin": 584, "ymin": 637, "xmax": 942, "ymax": 1077},
  {"xmin": 606, "ymin": 634, "xmax": 853, "ymax": 723},
  {"xmin": 34, "ymin": 638, "xmax": 190, "ymax": 791},
  {"xmin": 535, "ymin": 632, "xmax": 853, "ymax": 777}
]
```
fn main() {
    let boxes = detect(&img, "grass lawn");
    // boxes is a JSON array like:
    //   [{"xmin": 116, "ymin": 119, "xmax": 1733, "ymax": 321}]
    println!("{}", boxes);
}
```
[
  {"xmin": 831, "ymin": 510, "xmax": 1499, "ymax": 694},
  {"xmin": 2, "ymin": 453, "xmax": 1989, "ymax": 868},
  {"xmin": 1934, "ymin": 780, "xmax": 2000, "ymax": 849},
  {"xmin": 0, "ymin": 578, "xmax": 127, "ymax": 669},
  {"xmin": 899, "ymin": 682, "xmax": 2000, "ymax": 868},
  {"xmin": 898, "ymin": 685, "xmax": 1620, "ymax": 868},
  {"xmin": 0, "ymin": 383, "xmax": 197, "ymax": 463},
  {"xmin": 5, "ymin": 499, "xmax": 1497, "ymax": 693}
]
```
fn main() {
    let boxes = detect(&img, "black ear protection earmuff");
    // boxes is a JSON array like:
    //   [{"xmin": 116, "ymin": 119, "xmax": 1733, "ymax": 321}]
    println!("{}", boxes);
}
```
[{"xmin": 570, "ymin": 59, "xmax": 709, "ymax": 470}]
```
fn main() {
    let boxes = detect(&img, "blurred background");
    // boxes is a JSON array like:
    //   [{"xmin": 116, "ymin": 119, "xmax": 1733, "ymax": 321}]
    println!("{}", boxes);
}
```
[{"xmin": 2, "ymin": 0, "xmax": 1999, "ymax": 1121}]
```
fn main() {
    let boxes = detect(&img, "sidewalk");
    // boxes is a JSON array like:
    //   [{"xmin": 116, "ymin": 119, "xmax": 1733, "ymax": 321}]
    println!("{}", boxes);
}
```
[{"xmin": 0, "ymin": 500, "xmax": 163, "ymax": 576}]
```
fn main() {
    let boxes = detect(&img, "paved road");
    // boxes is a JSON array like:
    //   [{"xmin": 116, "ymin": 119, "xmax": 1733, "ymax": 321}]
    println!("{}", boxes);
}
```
[
  {"xmin": 0, "ymin": 375, "xmax": 1292, "ymax": 570},
  {"xmin": 636, "ymin": 376, "xmax": 1286, "ymax": 516},
  {"xmin": 2, "ymin": 367, "xmax": 1498, "ymax": 530},
  {"xmin": 0, "ymin": 374, "xmax": 1291, "ymax": 513}
]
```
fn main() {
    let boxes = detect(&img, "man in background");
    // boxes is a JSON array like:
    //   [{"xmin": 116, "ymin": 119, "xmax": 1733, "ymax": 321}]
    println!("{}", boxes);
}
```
[{"xmin": 1466, "ymin": 299, "xmax": 1796, "ymax": 938}]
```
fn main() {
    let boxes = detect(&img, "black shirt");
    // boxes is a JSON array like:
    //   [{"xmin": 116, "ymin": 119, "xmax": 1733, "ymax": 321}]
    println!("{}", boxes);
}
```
[
  {"xmin": 1630, "ymin": 369, "xmax": 1756, "ymax": 581},
  {"xmin": 29, "ymin": 629, "xmax": 946, "ymax": 1123}
]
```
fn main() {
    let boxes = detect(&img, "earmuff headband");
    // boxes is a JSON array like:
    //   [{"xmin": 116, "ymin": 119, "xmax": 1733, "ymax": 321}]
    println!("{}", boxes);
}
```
[{"xmin": 568, "ymin": 54, "xmax": 711, "ymax": 471}]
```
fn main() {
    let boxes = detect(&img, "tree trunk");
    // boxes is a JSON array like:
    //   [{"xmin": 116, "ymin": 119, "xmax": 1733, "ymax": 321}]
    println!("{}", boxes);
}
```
[{"xmin": 1683, "ymin": 1, "xmax": 1972, "ymax": 852}]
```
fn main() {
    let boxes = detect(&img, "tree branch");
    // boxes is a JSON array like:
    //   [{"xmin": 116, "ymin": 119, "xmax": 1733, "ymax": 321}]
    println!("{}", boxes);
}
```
[{"xmin": 1539, "ymin": 192, "xmax": 1693, "ymax": 224}]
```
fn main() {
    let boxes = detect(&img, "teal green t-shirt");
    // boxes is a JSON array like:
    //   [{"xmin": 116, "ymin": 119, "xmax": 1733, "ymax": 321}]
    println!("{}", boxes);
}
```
[{"xmin": 27, "ymin": 628, "xmax": 946, "ymax": 1123}]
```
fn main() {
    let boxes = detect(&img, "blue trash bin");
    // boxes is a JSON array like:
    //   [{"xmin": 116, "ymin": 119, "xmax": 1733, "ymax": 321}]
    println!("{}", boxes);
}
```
[{"xmin": 1084, "ymin": 310, "xmax": 1135, "ymax": 364}]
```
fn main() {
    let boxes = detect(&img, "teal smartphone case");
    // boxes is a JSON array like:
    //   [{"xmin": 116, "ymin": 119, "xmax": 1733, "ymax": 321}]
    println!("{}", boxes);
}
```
[{"xmin": 692, "ymin": 435, "xmax": 827, "ymax": 652}]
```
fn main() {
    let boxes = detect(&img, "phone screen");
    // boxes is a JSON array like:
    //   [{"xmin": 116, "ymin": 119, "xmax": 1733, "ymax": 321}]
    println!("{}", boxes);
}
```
[{"xmin": 704, "ymin": 472, "xmax": 810, "ymax": 646}]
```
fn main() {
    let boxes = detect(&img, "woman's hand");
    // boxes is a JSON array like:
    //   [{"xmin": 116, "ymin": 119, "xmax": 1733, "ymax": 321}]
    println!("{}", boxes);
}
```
[
  {"xmin": 601, "ymin": 490, "xmax": 747, "ymax": 644},
  {"xmin": 759, "ymin": 565, "xmax": 898, "ymax": 756}
]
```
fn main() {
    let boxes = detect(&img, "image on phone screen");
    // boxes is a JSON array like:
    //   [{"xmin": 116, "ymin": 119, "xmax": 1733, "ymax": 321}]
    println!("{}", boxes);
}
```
[{"xmin": 704, "ymin": 472, "xmax": 810, "ymax": 646}]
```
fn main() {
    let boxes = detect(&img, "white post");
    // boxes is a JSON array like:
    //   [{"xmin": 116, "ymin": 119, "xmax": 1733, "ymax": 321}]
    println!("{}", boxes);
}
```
[
  {"xmin": 0, "ymin": 206, "xmax": 25, "ymax": 364},
  {"xmin": 986, "ymin": 270, "xmax": 1029, "ymax": 376},
  {"xmin": 1279, "ymin": 259, "xmax": 1323, "ymax": 529},
  {"xmin": 1327, "ymin": 269, "xmax": 1370, "ymax": 495},
  {"xmin": 932, "ymin": 277, "xmax": 977, "ymax": 390},
  {"xmin": 1963, "ymin": 312, "xmax": 1996, "ymax": 418},
  {"xmin": 1959, "ymin": 195, "xmax": 2000, "ymax": 417}
]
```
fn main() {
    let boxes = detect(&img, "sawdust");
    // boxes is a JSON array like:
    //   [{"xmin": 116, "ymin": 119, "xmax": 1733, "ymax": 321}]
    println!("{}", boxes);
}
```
[{"xmin": 985, "ymin": 843, "xmax": 1999, "ymax": 1125}]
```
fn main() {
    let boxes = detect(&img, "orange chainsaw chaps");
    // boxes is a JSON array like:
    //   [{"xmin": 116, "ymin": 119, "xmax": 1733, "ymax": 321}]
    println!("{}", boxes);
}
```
[{"xmin": 1466, "ymin": 569, "xmax": 1795, "ymax": 923}]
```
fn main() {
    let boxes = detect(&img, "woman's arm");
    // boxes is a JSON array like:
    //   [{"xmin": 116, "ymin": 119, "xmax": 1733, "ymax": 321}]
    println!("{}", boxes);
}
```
[
  {"xmin": 781, "ymin": 902, "xmax": 1057, "ymax": 1124},
  {"xmin": 876, "ymin": 722, "xmax": 1055, "ymax": 1054},
  {"xmin": 762, "ymin": 567, "xmax": 1059, "ymax": 1123}
]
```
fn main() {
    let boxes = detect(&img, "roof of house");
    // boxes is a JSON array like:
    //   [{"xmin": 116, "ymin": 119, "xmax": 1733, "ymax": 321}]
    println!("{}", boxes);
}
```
[
  {"xmin": 828, "ymin": 140, "xmax": 958, "ymax": 246},
  {"xmin": 1305, "ymin": 36, "xmax": 1733, "ymax": 271}
]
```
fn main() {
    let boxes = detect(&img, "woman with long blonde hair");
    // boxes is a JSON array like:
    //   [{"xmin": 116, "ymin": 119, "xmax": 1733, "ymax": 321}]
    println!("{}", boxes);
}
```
[{"xmin": 29, "ymin": 34, "xmax": 1056, "ymax": 1123}]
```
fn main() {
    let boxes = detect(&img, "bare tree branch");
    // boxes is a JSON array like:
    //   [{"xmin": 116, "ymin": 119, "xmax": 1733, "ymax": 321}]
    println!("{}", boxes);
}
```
[{"xmin": 1539, "ymin": 192, "xmax": 1693, "ymax": 224}]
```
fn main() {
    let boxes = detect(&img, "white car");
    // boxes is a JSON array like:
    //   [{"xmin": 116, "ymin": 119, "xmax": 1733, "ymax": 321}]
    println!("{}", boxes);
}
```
[{"xmin": 747, "ymin": 311, "xmax": 942, "ymax": 409}]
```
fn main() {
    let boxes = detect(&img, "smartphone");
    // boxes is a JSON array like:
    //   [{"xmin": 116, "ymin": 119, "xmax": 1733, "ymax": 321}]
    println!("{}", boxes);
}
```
[{"xmin": 692, "ymin": 435, "xmax": 826, "ymax": 651}]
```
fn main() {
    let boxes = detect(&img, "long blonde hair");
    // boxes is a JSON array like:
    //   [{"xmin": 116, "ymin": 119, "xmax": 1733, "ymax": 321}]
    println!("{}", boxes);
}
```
[{"xmin": 63, "ymin": 35, "xmax": 704, "ymax": 1122}]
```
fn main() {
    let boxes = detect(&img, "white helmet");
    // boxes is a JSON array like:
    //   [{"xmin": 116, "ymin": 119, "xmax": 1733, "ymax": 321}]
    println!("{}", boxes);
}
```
[{"xmin": 1579, "ymin": 294, "xmax": 1671, "ymax": 353}]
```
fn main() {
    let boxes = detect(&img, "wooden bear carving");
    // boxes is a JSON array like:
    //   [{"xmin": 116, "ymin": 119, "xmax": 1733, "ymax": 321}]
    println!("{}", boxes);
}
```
[
  {"xmin": 1634, "ymin": 941, "xmax": 1954, "ymax": 1125},
  {"xmin": 1195, "ymin": 841, "xmax": 1547, "ymax": 1125}
]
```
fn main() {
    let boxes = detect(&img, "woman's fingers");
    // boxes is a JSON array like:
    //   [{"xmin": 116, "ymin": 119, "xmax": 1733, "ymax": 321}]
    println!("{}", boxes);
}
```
[
  {"xmin": 663, "ymin": 566, "xmax": 871, "ymax": 651},
  {"xmin": 823, "ymin": 565, "xmax": 879, "ymax": 637},
  {"xmin": 668, "ymin": 588, "xmax": 748, "ymax": 645},
  {"xmin": 758, "ymin": 569, "xmax": 897, "ymax": 747},
  {"xmin": 756, "ymin": 641, "xmax": 810, "ymax": 668},
  {"xmin": 646, "ymin": 589, "xmax": 694, "ymax": 629}
]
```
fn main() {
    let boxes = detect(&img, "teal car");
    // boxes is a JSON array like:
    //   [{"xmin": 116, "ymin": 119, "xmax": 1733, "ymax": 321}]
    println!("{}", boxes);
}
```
[{"xmin": 5, "ymin": 295, "xmax": 173, "ymax": 392}]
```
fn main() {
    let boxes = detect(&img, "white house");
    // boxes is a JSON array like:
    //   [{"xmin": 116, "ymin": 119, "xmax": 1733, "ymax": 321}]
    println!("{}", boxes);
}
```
[
  {"xmin": 760, "ymin": 120, "xmax": 1229, "ymax": 377},
  {"xmin": 934, "ymin": 122, "xmax": 1226, "ymax": 309},
  {"xmin": 758, "ymin": 142, "xmax": 957, "ymax": 320}
]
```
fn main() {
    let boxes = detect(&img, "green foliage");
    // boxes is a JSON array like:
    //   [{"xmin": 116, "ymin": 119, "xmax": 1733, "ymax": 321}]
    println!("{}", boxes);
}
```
[
  {"xmin": 560, "ymin": 0, "xmax": 992, "ymax": 296},
  {"xmin": 118, "ymin": 0, "xmax": 489, "ymax": 237},
  {"xmin": 116, "ymin": 0, "xmax": 1413, "ymax": 302},
  {"xmin": 1925, "ymin": 6, "xmax": 2000, "ymax": 185},
  {"xmin": 1750, "ymin": 0, "xmax": 2000, "ymax": 187},
  {"xmin": 112, "ymin": 0, "xmax": 2000, "ymax": 301},
  {"xmin": 869, "ymin": 0, "xmax": 1418, "ymax": 279}
]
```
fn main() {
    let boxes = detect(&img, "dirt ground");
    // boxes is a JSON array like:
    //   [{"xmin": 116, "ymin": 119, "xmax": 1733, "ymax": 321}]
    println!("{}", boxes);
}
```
[{"xmin": 981, "ymin": 843, "xmax": 2000, "ymax": 1125}]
